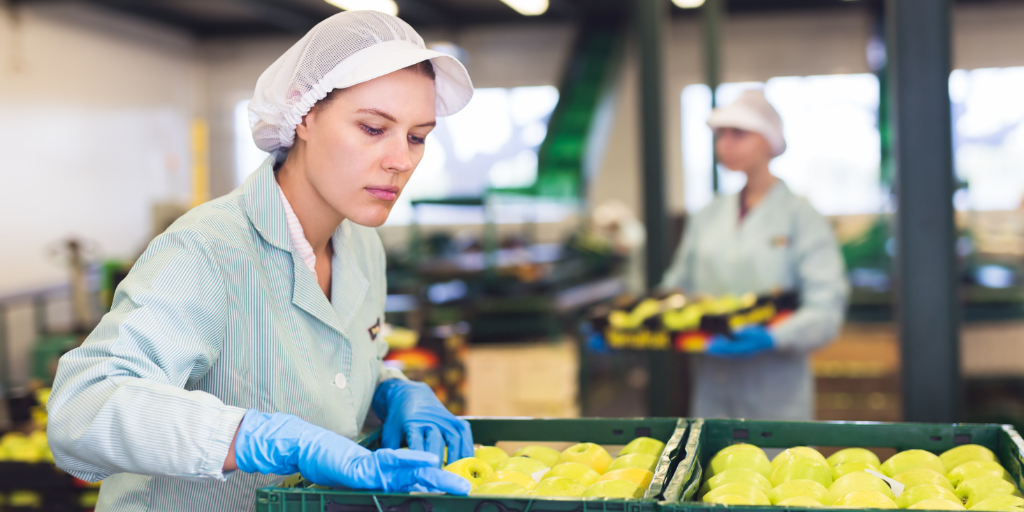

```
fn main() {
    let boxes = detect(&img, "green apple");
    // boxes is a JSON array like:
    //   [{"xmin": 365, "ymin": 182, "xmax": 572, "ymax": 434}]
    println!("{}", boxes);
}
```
[
  {"xmin": 582, "ymin": 479, "xmax": 643, "ymax": 499},
  {"xmin": 496, "ymin": 456, "xmax": 550, "ymax": 477},
  {"xmin": 717, "ymin": 443, "xmax": 768, "ymax": 459},
  {"xmin": 766, "ymin": 479, "xmax": 830, "ymax": 506},
  {"xmin": 700, "ymin": 468, "xmax": 773, "ymax": 496},
  {"xmin": 708, "ymin": 494, "xmax": 756, "ymax": 505},
  {"xmin": 709, "ymin": 445, "xmax": 772, "ymax": 479},
  {"xmin": 470, "ymin": 482, "xmax": 527, "ymax": 496},
  {"xmin": 514, "ymin": 446, "xmax": 562, "ymax": 468},
  {"xmin": 608, "ymin": 453, "xmax": 657, "ymax": 473},
  {"xmin": 475, "ymin": 446, "xmax": 510, "ymax": 469},
  {"xmin": 949, "ymin": 461, "xmax": 1013, "ymax": 488},
  {"xmin": 772, "ymin": 447, "xmax": 828, "ymax": 472},
  {"xmin": 896, "ymin": 483, "xmax": 962, "ymax": 509},
  {"xmin": 894, "ymin": 468, "xmax": 957, "ymax": 492},
  {"xmin": 777, "ymin": 496, "xmax": 825, "ymax": 507},
  {"xmin": 484, "ymin": 470, "xmax": 538, "ymax": 491},
  {"xmin": 969, "ymin": 495, "xmax": 1024, "ymax": 511},
  {"xmin": 832, "ymin": 462, "xmax": 880, "ymax": 480},
  {"xmin": 541, "ymin": 462, "xmax": 601, "ymax": 487},
  {"xmin": 558, "ymin": 443, "xmax": 613, "ymax": 474},
  {"xmin": 942, "ymin": 445, "xmax": 998, "ymax": 473},
  {"xmin": 619, "ymin": 437, "xmax": 666, "ymax": 458},
  {"xmin": 530, "ymin": 476, "xmax": 586, "ymax": 497},
  {"xmin": 827, "ymin": 448, "xmax": 882, "ymax": 468},
  {"xmin": 881, "ymin": 449, "xmax": 945, "ymax": 477},
  {"xmin": 444, "ymin": 457, "xmax": 496, "ymax": 489},
  {"xmin": 910, "ymin": 498, "xmax": 967, "ymax": 510},
  {"xmin": 957, "ymin": 476, "xmax": 1023, "ymax": 509},
  {"xmin": 832, "ymin": 490, "xmax": 898, "ymax": 509},
  {"xmin": 598, "ymin": 468, "xmax": 654, "ymax": 490},
  {"xmin": 827, "ymin": 471, "xmax": 895, "ymax": 504},
  {"xmin": 771, "ymin": 454, "xmax": 833, "ymax": 488},
  {"xmin": 701, "ymin": 482, "xmax": 771, "ymax": 505}
]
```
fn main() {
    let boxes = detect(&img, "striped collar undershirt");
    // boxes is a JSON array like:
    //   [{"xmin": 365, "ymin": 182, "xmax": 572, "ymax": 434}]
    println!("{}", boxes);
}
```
[{"xmin": 276, "ymin": 185, "xmax": 318, "ymax": 277}]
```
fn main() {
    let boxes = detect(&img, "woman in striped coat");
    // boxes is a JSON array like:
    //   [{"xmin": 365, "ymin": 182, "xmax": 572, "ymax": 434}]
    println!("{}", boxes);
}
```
[{"xmin": 47, "ymin": 11, "xmax": 476, "ymax": 512}]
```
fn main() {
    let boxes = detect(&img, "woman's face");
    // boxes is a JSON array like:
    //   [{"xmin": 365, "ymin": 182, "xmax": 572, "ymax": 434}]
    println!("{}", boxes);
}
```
[
  {"xmin": 714, "ymin": 127, "xmax": 773, "ymax": 173},
  {"xmin": 296, "ymin": 68, "xmax": 436, "ymax": 228}
]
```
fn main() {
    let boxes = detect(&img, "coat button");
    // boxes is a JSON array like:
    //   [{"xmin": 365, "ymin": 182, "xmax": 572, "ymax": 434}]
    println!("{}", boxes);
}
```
[{"xmin": 334, "ymin": 373, "xmax": 347, "ymax": 390}]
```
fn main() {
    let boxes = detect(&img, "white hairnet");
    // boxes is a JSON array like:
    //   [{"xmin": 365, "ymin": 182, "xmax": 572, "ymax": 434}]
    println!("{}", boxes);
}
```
[
  {"xmin": 707, "ymin": 89, "xmax": 787, "ymax": 157},
  {"xmin": 248, "ymin": 10, "xmax": 474, "ymax": 155}
]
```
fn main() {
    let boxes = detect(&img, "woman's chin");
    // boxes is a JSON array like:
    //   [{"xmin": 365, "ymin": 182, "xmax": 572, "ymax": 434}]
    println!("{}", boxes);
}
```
[{"xmin": 346, "ymin": 207, "xmax": 392, "ymax": 228}]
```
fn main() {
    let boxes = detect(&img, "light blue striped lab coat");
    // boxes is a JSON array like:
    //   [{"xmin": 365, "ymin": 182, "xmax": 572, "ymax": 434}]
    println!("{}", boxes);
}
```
[
  {"xmin": 661, "ymin": 181, "xmax": 849, "ymax": 421},
  {"xmin": 47, "ymin": 158, "xmax": 403, "ymax": 511}
]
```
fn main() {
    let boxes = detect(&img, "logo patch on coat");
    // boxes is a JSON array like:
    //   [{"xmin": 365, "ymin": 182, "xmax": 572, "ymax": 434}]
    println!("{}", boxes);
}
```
[
  {"xmin": 771, "ymin": 235, "xmax": 791, "ymax": 248},
  {"xmin": 368, "ymin": 318, "xmax": 381, "ymax": 341}
]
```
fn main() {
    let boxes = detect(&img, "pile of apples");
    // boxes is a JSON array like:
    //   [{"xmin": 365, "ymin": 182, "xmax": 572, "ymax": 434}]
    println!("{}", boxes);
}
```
[
  {"xmin": 700, "ymin": 443, "xmax": 1023, "ymax": 510},
  {"xmin": 443, "ymin": 436, "xmax": 666, "ymax": 499}
]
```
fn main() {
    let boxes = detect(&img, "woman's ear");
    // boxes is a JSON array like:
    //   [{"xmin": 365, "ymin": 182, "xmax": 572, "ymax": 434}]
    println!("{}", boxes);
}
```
[{"xmin": 295, "ymin": 110, "xmax": 315, "ymax": 142}]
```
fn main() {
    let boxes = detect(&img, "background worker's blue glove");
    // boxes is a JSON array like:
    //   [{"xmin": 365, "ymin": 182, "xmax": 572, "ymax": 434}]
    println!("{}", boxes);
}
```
[
  {"xmin": 372, "ymin": 380, "xmax": 474, "ymax": 466},
  {"xmin": 706, "ymin": 326, "xmax": 775, "ymax": 359},
  {"xmin": 234, "ymin": 410, "xmax": 471, "ymax": 494}
]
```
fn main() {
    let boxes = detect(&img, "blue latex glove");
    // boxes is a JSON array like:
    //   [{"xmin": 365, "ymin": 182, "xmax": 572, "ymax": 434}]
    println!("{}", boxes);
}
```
[
  {"xmin": 706, "ymin": 326, "xmax": 775, "ymax": 359},
  {"xmin": 234, "ymin": 410, "xmax": 471, "ymax": 494},
  {"xmin": 372, "ymin": 380, "xmax": 473, "ymax": 465}
]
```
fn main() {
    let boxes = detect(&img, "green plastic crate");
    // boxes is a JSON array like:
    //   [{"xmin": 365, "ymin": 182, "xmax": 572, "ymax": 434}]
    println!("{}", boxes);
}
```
[
  {"xmin": 257, "ymin": 417, "xmax": 689, "ymax": 512},
  {"xmin": 662, "ymin": 418, "xmax": 1024, "ymax": 509}
]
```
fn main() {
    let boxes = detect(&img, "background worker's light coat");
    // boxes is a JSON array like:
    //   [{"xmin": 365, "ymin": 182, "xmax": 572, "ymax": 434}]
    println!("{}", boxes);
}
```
[
  {"xmin": 661, "ymin": 181, "xmax": 848, "ymax": 420},
  {"xmin": 47, "ymin": 159, "xmax": 402, "ymax": 512}
]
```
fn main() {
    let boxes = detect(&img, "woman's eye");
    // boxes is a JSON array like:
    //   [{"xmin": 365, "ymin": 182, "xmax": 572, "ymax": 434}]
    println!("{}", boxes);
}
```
[
  {"xmin": 361, "ymin": 125, "xmax": 384, "ymax": 136},
  {"xmin": 409, "ymin": 135, "xmax": 426, "ymax": 145}
]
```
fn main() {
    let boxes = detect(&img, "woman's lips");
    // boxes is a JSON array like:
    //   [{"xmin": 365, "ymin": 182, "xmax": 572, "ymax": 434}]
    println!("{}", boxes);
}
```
[{"xmin": 365, "ymin": 186, "xmax": 398, "ymax": 201}]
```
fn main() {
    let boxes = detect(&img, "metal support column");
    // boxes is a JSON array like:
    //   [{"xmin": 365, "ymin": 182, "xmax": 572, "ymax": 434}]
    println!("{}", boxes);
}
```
[
  {"xmin": 703, "ymin": 0, "xmax": 723, "ymax": 194},
  {"xmin": 886, "ymin": 0, "xmax": 962, "ymax": 422}
]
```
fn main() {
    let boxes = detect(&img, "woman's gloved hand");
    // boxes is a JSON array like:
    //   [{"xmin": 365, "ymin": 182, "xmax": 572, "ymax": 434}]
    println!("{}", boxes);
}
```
[
  {"xmin": 706, "ymin": 326, "xmax": 775, "ymax": 359},
  {"xmin": 372, "ymin": 380, "xmax": 474, "ymax": 466},
  {"xmin": 233, "ymin": 410, "xmax": 471, "ymax": 494}
]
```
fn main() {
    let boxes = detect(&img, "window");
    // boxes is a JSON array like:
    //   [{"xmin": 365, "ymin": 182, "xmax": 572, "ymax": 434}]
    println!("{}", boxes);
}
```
[{"xmin": 681, "ymin": 74, "xmax": 883, "ymax": 216}]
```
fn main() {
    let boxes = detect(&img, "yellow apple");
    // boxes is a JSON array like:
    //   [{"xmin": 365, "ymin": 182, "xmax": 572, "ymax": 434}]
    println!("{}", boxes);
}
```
[
  {"xmin": 558, "ymin": 443, "xmax": 613, "ymax": 474},
  {"xmin": 444, "ymin": 457, "xmax": 496, "ymax": 489},
  {"xmin": 484, "ymin": 470, "xmax": 538, "ymax": 491},
  {"xmin": 910, "ymin": 498, "xmax": 967, "ymax": 510},
  {"xmin": 881, "ymin": 449, "xmax": 945, "ymax": 477},
  {"xmin": 470, "ymin": 482, "xmax": 527, "ymax": 496},
  {"xmin": 827, "ymin": 448, "xmax": 882, "ymax": 468},
  {"xmin": 894, "ymin": 468, "xmax": 957, "ymax": 492},
  {"xmin": 832, "ymin": 490, "xmax": 898, "ymax": 509},
  {"xmin": 772, "ymin": 447, "xmax": 828, "ymax": 472},
  {"xmin": 827, "ymin": 471, "xmax": 895, "ymax": 504},
  {"xmin": 607, "ymin": 453, "xmax": 658, "ymax": 473},
  {"xmin": 777, "ymin": 496, "xmax": 825, "ymax": 507},
  {"xmin": 700, "ymin": 468, "xmax": 773, "ymax": 496},
  {"xmin": 957, "ymin": 476, "xmax": 1023, "ymax": 509},
  {"xmin": 496, "ymin": 456, "xmax": 550, "ymax": 477},
  {"xmin": 514, "ymin": 446, "xmax": 562, "ymax": 468},
  {"xmin": 701, "ymin": 482, "xmax": 771, "ymax": 505},
  {"xmin": 709, "ymin": 445, "xmax": 772, "ymax": 479},
  {"xmin": 942, "ymin": 445, "xmax": 998, "ymax": 473},
  {"xmin": 949, "ymin": 460, "xmax": 1013, "ymax": 488},
  {"xmin": 475, "ymin": 446, "xmax": 510, "ymax": 469},
  {"xmin": 969, "ymin": 495, "xmax": 1024, "ymax": 511},
  {"xmin": 832, "ymin": 462, "xmax": 881, "ymax": 480},
  {"xmin": 771, "ymin": 454, "xmax": 832, "ymax": 488},
  {"xmin": 542, "ymin": 462, "xmax": 601, "ymax": 487},
  {"xmin": 896, "ymin": 483, "xmax": 962, "ymax": 509},
  {"xmin": 582, "ymin": 479, "xmax": 644, "ymax": 499},
  {"xmin": 619, "ymin": 437, "xmax": 666, "ymax": 458},
  {"xmin": 598, "ymin": 468, "xmax": 654, "ymax": 490},
  {"xmin": 766, "ymin": 479, "xmax": 830, "ymax": 506},
  {"xmin": 530, "ymin": 476, "xmax": 586, "ymax": 497}
]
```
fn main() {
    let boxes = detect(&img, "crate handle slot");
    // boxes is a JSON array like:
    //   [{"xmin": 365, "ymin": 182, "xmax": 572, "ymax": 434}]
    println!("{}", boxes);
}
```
[
  {"xmin": 474, "ymin": 500, "xmax": 521, "ymax": 512},
  {"xmin": 761, "ymin": 431, "xmax": 773, "ymax": 438},
  {"xmin": 635, "ymin": 427, "xmax": 651, "ymax": 437},
  {"xmin": 613, "ymin": 429, "xmax": 624, "ymax": 436},
  {"xmin": 930, "ymin": 436, "xmax": 942, "ymax": 442},
  {"xmin": 732, "ymin": 429, "xmax": 749, "ymax": 440},
  {"xmin": 955, "ymin": 434, "xmax": 972, "ymax": 444}
]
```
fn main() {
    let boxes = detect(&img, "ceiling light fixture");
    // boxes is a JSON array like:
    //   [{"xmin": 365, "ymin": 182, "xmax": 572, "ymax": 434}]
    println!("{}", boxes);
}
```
[
  {"xmin": 672, "ymin": 0, "xmax": 706, "ymax": 8},
  {"xmin": 500, "ymin": 0, "xmax": 549, "ymax": 16},
  {"xmin": 324, "ymin": 0, "xmax": 399, "ymax": 16}
]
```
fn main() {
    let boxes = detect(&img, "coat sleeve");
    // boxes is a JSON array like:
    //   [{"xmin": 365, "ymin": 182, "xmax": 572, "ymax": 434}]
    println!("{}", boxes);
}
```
[
  {"xmin": 770, "ymin": 204, "xmax": 850, "ymax": 352},
  {"xmin": 659, "ymin": 214, "xmax": 700, "ymax": 294},
  {"xmin": 47, "ymin": 227, "xmax": 246, "ymax": 483}
]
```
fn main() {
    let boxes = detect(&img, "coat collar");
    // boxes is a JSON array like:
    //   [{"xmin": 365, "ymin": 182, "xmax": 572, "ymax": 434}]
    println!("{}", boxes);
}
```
[{"xmin": 242, "ymin": 158, "xmax": 368, "ymax": 340}]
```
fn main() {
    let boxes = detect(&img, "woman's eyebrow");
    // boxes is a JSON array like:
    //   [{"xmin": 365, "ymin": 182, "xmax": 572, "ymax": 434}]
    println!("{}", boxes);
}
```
[{"xmin": 357, "ymin": 107, "xmax": 435, "ymax": 128}]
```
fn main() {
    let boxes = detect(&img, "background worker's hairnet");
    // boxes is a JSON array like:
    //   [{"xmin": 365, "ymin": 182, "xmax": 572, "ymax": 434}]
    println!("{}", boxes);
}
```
[
  {"xmin": 248, "ymin": 10, "xmax": 474, "ymax": 156},
  {"xmin": 707, "ymin": 89, "xmax": 787, "ymax": 157}
]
